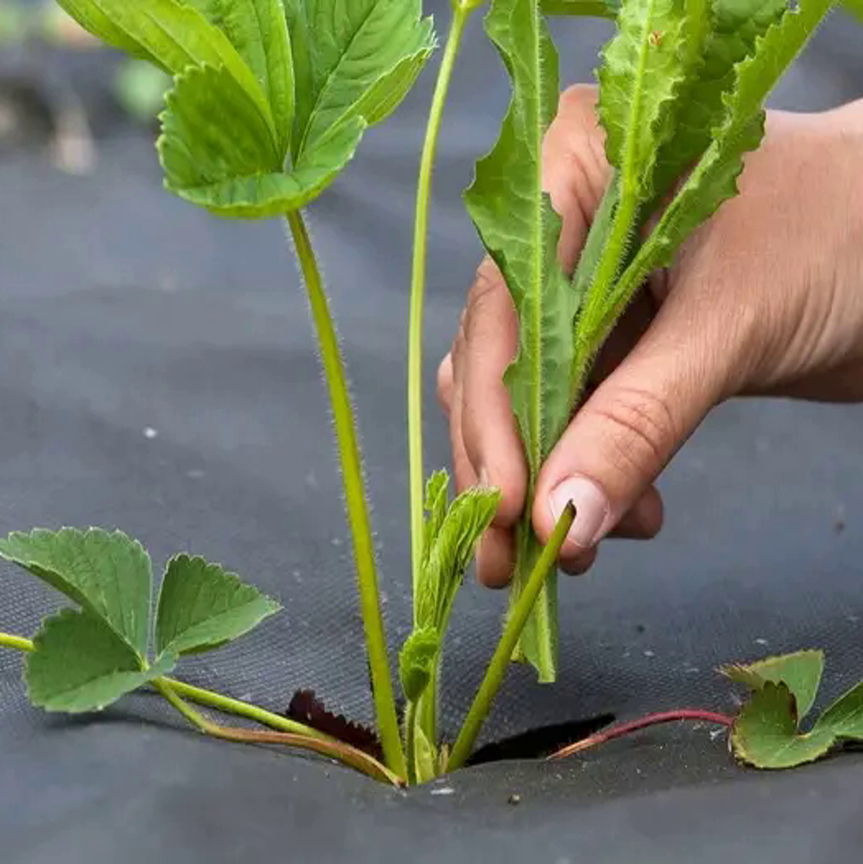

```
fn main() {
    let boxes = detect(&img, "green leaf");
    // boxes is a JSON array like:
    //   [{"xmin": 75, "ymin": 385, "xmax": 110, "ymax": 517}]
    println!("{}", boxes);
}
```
[
  {"xmin": 159, "ymin": 64, "xmax": 366, "ymax": 218},
  {"xmin": 541, "ymin": 0, "xmax": 621, "ymax": 16},
  {"xmin": 650, "ymin": 0, "xmax": 787, "ymax": 203},
  {"xmin": 731, "ymin": 682, "xmax": 836, "ymax": 769},
  {"xmin": 416, "ymin": 484, "xmax": 502, "ymax": 633},
  {"xmin": 285, "ymin": 0, "xmax": 435, "ymax": 163},
  {"xmin": 614, "ymin": 0, "xmax": 837, "ymax": 311},
  {"xmin": 182, "ymin": 0, "xmax": 295, "ymax": 154},
  {"xmin": 399, "ymin": 627, "xmax": 441, "ymax": 702},
  {"xmin": 720, "ymin": 650, "xmax": 824, "ymax": 719},
  {"xmin": 421, "ymin": 470, "xmax": 450, "ymax": 571},
  {"xmin": 156, "ymin": 554, "xmax": 281, "ymax": 657},
  {"xmin": 599, "ymin": 0, "xmax": 711, "ymax": 204},
  {"xmin": 844, "ymin": 0, "xmax": 863, "ymax": 21},
  {"xmin": 56, "ymin": 0, "xmax": 277, "ymax": 143},
  {"xmin": 26, "ymin": 609, "xmax": 176, "ymax": 713},
  {"xmin": 0, "ymin": 528, "xmax": 152, "ymax": 658},
  {"xmin": 813, "ymin": 682, "xmax": 863, "ymax": 738},
  {"xmin": 464, "ymin": 0, "xmax": 578, "ymax": 682}
]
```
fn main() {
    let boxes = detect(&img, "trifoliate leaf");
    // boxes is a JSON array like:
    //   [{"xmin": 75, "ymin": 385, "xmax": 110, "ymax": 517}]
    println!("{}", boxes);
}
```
[
  {"xmin": 285, "ymin": 0, "xmax": 435, "ymax": 163},
  {"xmin": 731, "ymin": 681, "xmax": 836, "ymax": 769},
  {"xmin": 720, "ymin": 650, "xmax": 824, "ymax": 720},
  {"xmin": 0, "ymin": 528, "xmax": 152, "ymax": 658},
  {"xmin": 399, "ymin": 627, "xmax": 441, "ymax": 702},
  {"xmin": 156, "ymin": 554, "xmax": 280, "ymax": 657},
  {"xmin": 26, "ymin": 609, "xmax": 176, "ymax": 713},
  {"xmin": 465, "ymin": 0, "xmax": 578, "ymax": 682},
  {"xmin": 56, "ymin": 0, "xmax": 277, "ymax": 143},
  {"xmin": 541, "ymin": 0, "xmax": 620, "ymax": 15},
  {"xmin": 158, "ymin": 64, "xmax": 366, "ymax": 217},
  {"xmin": 184, "ymin": 0, "xmax": 295, "ymax": 154}
]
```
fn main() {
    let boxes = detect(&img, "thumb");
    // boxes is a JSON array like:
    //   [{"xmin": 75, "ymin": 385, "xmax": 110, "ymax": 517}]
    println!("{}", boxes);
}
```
[{"xmin": 532, "ymin": 290, "xmax": 735, "ymax": 556}]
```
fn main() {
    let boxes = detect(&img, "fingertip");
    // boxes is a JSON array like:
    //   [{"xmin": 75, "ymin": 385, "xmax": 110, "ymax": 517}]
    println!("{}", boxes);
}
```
[
  {"xmin": 476, "ymin": 526, "xmax": 514, "ymax": 589},
  {"xmin": 559, "ymin": 546, "xmax": 598, "ymax": 577}
]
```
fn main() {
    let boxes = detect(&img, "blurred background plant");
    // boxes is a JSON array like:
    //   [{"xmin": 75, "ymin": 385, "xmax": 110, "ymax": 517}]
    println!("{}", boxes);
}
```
[{"xmin": 0, "ymin": 0, "xmax": 168, "ymax": 173}]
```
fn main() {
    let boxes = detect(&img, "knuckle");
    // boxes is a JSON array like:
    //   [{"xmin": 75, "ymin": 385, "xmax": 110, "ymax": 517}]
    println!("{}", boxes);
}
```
[
  {"xmin": 468, "ymin": 259, "xmax": 505, "ymax": 312},
  {"xmin": 593, "ymin": 387, "xmax": 678, "ymax": 479}
]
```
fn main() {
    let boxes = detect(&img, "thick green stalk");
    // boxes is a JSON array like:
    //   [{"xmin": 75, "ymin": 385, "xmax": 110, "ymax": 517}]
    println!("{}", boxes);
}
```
[
  {"xmin": 447, "ymin": 503, "xmax": 575, "ymax": 771},
  {"xmin": 409, "ymin": 0, "xmax": 479, "ymax": 747},
  {"xmin": 287, "ymin": 211, "xmax": 405, "ymax": 778},
  {"xmin": 405, "ymin": 699, "xmax": 420, "ymax": 785}
]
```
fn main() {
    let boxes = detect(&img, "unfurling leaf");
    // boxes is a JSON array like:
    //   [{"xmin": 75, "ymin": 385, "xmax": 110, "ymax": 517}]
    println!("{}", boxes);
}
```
[
  {"xmin": 286, "ymin": 689, "xmax": 384, "ymax": 761},
  {"xmin": 156, "ymin": 554, "xmax": 280, "ymax": 657},
  {"xmin": 0, "ymin": 528, "xmax": 152, "ymax": 658},
  {"xmin": 399, "ymin": 627, "xmax": 441, "ymax": 702},
  {"xmin": 465, "ymin": 0, "xmax": 578, "ymax": 682},
  {"xmin": 720, "ymin": 649, "xmax": 824, "ymax": 720},
  {"xmin": 416, "ymin": 481, "xmax": 501, "ymax": 633},
  {"xmin": 26, "ymin": 609, "xmax": 176, "ymax": 713}
]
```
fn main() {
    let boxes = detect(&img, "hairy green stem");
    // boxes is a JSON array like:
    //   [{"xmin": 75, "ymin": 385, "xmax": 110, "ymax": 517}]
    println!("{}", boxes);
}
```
[
  {"xmin": 447, "ymin": 503, "xmax": 576, "ymax": 771},
  {"xmin": 405, "ymin": 699, "xmax": 420, "ymax": 785},
  {"xmin": 286, "ymin": 210, "xmax": 405, "ymax": 778},
  {"xmin": 162, "ymin": 677, "xmax": 326, "ymax": 739},
  {"xmin": 409, "ymin": 0, "xmax": 478, "ymax": 747}
]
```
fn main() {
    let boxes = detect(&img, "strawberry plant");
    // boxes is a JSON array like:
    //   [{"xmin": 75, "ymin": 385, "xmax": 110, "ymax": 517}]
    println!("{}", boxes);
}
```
[{"xmin": 1, "ymin": 0, "xmax": 862, "ymax": 786}]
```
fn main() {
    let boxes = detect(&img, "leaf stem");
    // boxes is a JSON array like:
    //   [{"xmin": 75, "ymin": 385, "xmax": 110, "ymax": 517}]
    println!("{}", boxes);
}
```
[
  {"xmin": 155, "ymin": 679, "xmax": 403, "ymax": 787},
  {"xmin": 409, "ymin": 0, "xmax": 476, "ymax": 747},
  {"xmin": 159, "ymin": 677, "xmax": 326, "ymax": 739},
  {"xmin": 447, "ymin": 503, "xmax": 576, "ymax": 771},
  {"xmin": 0, "ymin": 632, "xmax": 34, "ymax": 653},
  {"xmin": 549, "ymin": 709, "xmax": 734, "ymax": 760},
  {"xmin": 409, "ymin": 1, "xmax": 473, "ymax": 601},
  {"xmin": 286, "ymin": 210, "xmax": 405, "ymax": 778},
  {"xmin": 405, "ymin": 699, "xmax": 419, "ymax": 786}
]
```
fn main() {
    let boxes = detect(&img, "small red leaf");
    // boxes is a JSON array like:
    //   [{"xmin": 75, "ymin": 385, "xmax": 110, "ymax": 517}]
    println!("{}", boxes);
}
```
[{"xmin": 286, "ymin": 690, "xmax": 384, "ymax": 763}]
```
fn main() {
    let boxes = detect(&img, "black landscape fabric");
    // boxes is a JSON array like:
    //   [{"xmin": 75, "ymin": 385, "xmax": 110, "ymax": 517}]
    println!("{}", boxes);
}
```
[{"xmin": 1, "ymin": 4, "xmax": 863, "ymax": 862}]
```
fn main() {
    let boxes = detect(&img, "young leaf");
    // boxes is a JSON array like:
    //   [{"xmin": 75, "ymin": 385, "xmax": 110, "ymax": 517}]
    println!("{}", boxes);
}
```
[
  {"xmin": 464, "ymin": 0, "xmax": 578, "ymax": 682},
  {"xmin": 399, "ymin": 627, "xmax": 441, "ymax": 702},
  {"xmin": 183, "ymin": 0, "xmax": 295, "ymax": 153},
  {"xmin": 421, "ymin": 470, "xmax": 450, "ymax": 571},
  {"xmin": 26, "ymin": 609, "xmax": 176, "ymax": 713},
  {"xmin": 56, "ymin": 0, "xmax": 277, "ymax": 142},
  {"xmin": 731, "ymin": 682, "xmax": 836, "ymax": 769},
  {"xmin": 720, "ymin": 650, "xmax": 824, "ymax": 720},
  {"xmin": 156, "ymin": 554, "xmax": 281, "ymax": 657},
  {"xmin": 416, "ymin": 485, "xmax": 502, "ymax": 632},
  {"xmin": 0, "ymin": 528, "xmax": 152, "ymax": 658},
  {"xmin": 286, "ymin": 689, "xmax": 384, "ymax": 761},
  {"xmin": 158, "ymin": 64, "xmax": 365, "ymax": 217},
  {"xmin": 284, "ymin": 0, "xmax": 435, "ymax": 163}
]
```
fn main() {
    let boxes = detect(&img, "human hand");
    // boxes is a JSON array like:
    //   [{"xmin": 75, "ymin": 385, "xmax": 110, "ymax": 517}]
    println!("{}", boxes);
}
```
[{"xmin": 437, "ymin": 84, "xmax": 863, "ymax": 587}]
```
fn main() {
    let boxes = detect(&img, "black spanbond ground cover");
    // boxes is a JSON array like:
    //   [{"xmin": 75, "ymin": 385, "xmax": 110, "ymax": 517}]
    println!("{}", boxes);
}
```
[{"xmin": 1, "ymin": 3, "xmax": 863, "ymax": 861}]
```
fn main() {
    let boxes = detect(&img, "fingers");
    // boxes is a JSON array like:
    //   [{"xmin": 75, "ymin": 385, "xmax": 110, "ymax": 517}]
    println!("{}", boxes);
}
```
[
  {"xmin": 532, "ymin": 287, "xmax": 733, "ymax": 559},
  {"xmin": 460, "ymin": 259, "xmax": 526, "ymax": 525}
]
